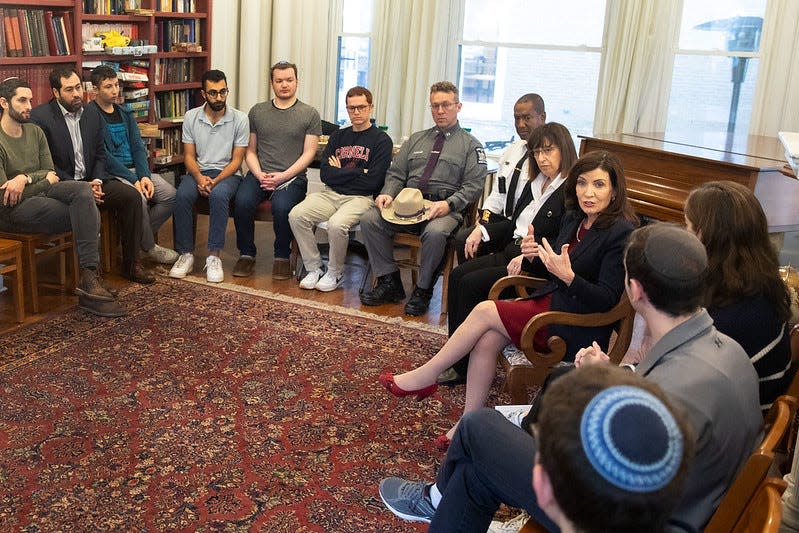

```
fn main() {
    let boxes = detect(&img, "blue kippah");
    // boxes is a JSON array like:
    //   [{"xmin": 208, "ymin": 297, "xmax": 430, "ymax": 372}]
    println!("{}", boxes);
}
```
[{"xmin": 580, "ymin": 385, "xmax": 684, "ymax": 493}]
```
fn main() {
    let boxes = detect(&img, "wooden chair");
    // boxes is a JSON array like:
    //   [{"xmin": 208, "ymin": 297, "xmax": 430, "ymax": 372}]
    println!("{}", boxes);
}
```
[
  {"xmin": 99, "ymin": 209, "xmax": 120, "ymax": 274},
  {"xmin": 487, "ymin": 275, "xmax": 636, "ymax": 404},
  {"xmin": 0, "ymin": 231, "xmax": 78, "ymax": 314},
  {"xmin": 732, "ymin": 477, "xmax": 786, "ymax": 533},
  {"xmin": 759, "ymin": 394, "xmax": 798, "ymax": 454},
  {"xmin": 391, "ymin": 200, "xmax": 479, "ymax": 314},
  {"xmin": 0, "ymin": 238, "xmax": 25, "ymax": 323}
]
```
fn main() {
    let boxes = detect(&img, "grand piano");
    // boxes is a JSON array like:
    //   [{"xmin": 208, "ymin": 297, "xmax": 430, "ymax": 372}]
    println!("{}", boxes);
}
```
[{"xmin": 579, "ymin": 132, "xmax": 799, "ymax": 232}]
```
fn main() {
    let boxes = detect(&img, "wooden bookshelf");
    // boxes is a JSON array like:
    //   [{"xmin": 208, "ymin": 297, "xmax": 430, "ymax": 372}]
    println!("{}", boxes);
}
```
[{"xmin": 0, "ymin": 0, "xmax": 211, "ymax": 167}]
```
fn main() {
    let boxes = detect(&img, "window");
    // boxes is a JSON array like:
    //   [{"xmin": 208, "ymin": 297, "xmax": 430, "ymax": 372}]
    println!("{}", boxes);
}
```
[
  {"xmin": 666, "ymin": 0, "xmax": 766, "ymax": 137},
  {"xmin": 335, "ymin": 0, "xmax": 373, "ymax": 125},
  {"xmin": 458, "ymin": 0, "xmax": 607, "ymax": 152}
]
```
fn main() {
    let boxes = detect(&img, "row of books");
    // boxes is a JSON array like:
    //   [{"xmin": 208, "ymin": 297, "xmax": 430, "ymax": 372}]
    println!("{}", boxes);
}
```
[
  {"xmin": 1, "ymin": 9, "xmax": 74, "ymax": 58},
  {"xmin": 153, "ymin": 57, "xmax": 197, "ymax": 85},
  {"xmin": 157, "ymin": 1, "xmax": 196, "ymax": 13},
  {"xmin": 84, "ymin": 0, "xmax": 140, "ymax": 15},
  {"xmin": 156, "ymin": 19, "xmax": 201, "ymax": 52},
  {"xmin": 154, "ymin": 89, "xmax": 195, "ymax": 120},
  {"xmin": 153, "ymin": 127, "xmax": 184, "ymax": 159}
]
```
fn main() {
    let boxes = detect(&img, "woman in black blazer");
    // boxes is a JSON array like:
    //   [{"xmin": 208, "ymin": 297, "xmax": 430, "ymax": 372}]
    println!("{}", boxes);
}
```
[{"xmin": 379, "ymin": 151, "xmax": 639, "ymax": 448}]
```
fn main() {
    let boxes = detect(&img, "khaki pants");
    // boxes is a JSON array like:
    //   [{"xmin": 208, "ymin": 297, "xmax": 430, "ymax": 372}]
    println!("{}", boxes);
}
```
[{"xmin": 288, "ymin": 187, "xmax": 374, "ymax": 276}]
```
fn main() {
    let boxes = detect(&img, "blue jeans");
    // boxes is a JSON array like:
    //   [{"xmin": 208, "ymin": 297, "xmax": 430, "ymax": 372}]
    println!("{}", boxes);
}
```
[
  {"xmin": 173, "ymin": 170, "xmax": 242, "ymax": 253},
  {"xmin": 233, "ymin": 172, "xmax": 307, "ymax": 259},
  {"xmin": 430, "ymin": 409, "xmax": 558, "ymax": 533}
]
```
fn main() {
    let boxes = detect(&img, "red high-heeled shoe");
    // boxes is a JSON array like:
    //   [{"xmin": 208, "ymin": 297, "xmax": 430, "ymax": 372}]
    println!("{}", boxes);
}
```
[
  {"xmin": 434, "ymin": 435, "xmax": 451, "ymax": 451},
  {"xmin": 379, "ymin": 370, "xmax": 438, "ymax": 401}
]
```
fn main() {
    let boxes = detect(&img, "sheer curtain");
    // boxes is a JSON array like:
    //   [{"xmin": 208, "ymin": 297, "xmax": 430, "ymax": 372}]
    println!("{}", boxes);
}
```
[
  {"xmin": 593, "ymin": 0, "xmax": 682, "ymax": 134},
  {"xmin": 749, "ymin": 0, "xmax": 799, "ymax": 135},
  {"xmin": 371, "ymin": 0, "xmax": 462, "ymax": 142}
]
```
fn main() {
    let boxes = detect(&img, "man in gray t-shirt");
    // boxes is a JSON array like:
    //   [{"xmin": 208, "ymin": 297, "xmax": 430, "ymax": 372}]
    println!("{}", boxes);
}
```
[{"xmin": 232, "ymin": 61, "xmax": 322, "ymax": 280}]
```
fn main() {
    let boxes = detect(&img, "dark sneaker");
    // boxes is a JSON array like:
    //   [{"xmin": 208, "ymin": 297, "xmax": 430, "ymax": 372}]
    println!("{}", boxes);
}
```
[
  {"xmin": 233, "ymin": 255, "xmax": 255, "ymax": 277},
  {"xmin": 78, "ymin": 295, "xmax": 128, "ymax": 317},
  {"xmin": 360, "ymin": 272, "xmax": 405, "ymax": 306},
  {"xmin": 272, "ymin": 258, "xmax": 292, "ymax": 280},
  {"xmin": 76, "ymin": 268, "xmax": 115, "ymax": 301},
  {"xmin": 126, "ymin": 261, "xmax": 156, "ymax": 284},
  {"xmin": 437, "ymin": 367, "xmax": 467, "ymax": 385},
  {"xmin": 378, "ymin": 477, "xmax": 436, "ymax": 524},
  {"xmin": 404, "ymin": 286, "xmax": 433, "ymax": 316}
]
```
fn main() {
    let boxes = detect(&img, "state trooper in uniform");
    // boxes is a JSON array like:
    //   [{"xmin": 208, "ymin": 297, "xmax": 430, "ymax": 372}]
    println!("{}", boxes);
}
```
[{"xmin": 359, "ymin": 81, "xmax": 487, "ymax": 316}]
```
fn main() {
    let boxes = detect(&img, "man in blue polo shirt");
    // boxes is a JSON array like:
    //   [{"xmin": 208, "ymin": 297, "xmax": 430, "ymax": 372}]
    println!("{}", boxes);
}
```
[{"xmin": 169, "ymin": 69, "xmax": 249, "ymax": 283}]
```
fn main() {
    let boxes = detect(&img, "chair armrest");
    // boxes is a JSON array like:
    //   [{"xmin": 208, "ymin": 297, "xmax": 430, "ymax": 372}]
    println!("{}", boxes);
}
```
[
  {"xmin": 518, "ymin": 296, "xmax": 635, "ymax": 369},
  {"xmin": 488, "ymin": 275, "xmax": 548, "ymax": 300}
]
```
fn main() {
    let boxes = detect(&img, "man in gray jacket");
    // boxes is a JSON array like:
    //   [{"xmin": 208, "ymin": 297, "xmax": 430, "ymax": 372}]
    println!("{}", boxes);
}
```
[{"xmin": 360, "ymin": 81, "xmax": 486, "ymax": 315}]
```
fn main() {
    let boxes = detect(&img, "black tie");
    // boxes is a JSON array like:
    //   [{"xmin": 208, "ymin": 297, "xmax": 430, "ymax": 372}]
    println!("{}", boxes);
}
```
[
  {"xmin": 511, "ymin": 180, "xmax": 534, "ymax": 224},
  {"xmin": 504, "ymin": 155, "xmax": 529, "ymax": 218},
  {"xmin": 417, "ymin": 132, "xmax": 446, "ymax": 193}
]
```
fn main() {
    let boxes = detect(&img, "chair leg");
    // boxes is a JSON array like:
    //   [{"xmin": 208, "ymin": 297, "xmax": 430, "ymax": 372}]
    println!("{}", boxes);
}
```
[
  {"xmin": 440, "ymin": 248, "xmax": 455, "ymax": 314},
  {"xmin": 22, "ymin": 242, "xmax": 39, "ymax": 314},
  {"xmin": 11, "ymin": 249, "xmax": 24, "ymax": 323}
]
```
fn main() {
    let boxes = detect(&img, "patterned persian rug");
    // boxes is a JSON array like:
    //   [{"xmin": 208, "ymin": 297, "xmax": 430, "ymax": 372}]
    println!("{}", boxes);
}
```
[{"xmin": 0, "ymin": 278, "xmax": 509, "ymax": 532}]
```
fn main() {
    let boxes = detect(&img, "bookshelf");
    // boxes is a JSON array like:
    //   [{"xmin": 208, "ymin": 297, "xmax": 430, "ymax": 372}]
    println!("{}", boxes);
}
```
[{"xmin": 0, "ymin": 0, "xmax": 212, "ymax": 166}]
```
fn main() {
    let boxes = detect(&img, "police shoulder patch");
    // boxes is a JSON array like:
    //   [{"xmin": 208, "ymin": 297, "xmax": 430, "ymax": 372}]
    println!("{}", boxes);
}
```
[{"xmin": 474, "ymin": 146, "xmax": 487, "ymax": 165}]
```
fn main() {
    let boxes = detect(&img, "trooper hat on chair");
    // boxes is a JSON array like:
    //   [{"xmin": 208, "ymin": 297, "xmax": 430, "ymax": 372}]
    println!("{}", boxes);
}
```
[{"xmin": 381, "ymin": 188, "xmax": 433, "ymax": 225}]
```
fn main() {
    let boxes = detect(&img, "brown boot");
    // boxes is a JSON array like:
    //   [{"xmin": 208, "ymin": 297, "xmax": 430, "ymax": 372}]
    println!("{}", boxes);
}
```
[
  {"xmin": 78, "ymin": 295, "xmax": 128, "ymax": 317},
  {"xmin": 125, "ymin": 261, "xmax": 156, "ymax": 285},
  {"xmin": 76, "ymin": 268, "xmax": 116, "ymax": 301}
]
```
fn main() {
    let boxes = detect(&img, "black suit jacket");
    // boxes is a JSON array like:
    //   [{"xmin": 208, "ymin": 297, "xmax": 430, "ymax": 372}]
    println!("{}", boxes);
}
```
[
  {"xmin": 30, "ymin": 99, "xmax": 107, "ymax": 182},
  {"xmin": 485, "ymin": 182, "xmax": 565, "ymax": 248},
  {"xmin": 526, "ymin": 210, "xmax": 636, "ymax": 359}
]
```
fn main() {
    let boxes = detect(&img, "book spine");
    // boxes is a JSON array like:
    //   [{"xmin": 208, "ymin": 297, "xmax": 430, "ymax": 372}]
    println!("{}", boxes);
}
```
[
  {"xmin": 9, "ymin": 9, "xmax": 22, "ymax": 57},
  {"xmin": 43, "ymin": 11, "xmax": 58, "ymax": 56},
  {"xmin": 18, "ymin": 10, "xmax": 32, "ymax": 57},
  {"xmin": 62, "ymin": 10, "xmax": 74, "ymax": 56}
]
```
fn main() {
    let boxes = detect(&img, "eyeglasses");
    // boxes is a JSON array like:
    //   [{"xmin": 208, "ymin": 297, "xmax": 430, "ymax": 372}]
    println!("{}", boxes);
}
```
[
  {"xmin": 346, "ymin": 104, "xmax": 370, "ymax": 113},
  {"xmin": 532, "ymin": 146, "xmax": 556, "ymax": 157},
  {"xmin": 205, "ymin": 88, "xmax": 229, "ymax": 98},
  {"xmin": 429, "ymin": 101, "xmax": 458, "ymax": 111}
]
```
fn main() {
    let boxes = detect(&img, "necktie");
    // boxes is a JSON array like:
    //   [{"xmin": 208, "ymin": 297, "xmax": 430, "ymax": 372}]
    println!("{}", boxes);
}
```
[
  {"xmin": 503, "ymin": 155, "xmax": 529, "ymax": 218},
  {"xmin": 417, "ymin": 132, "xmax": 446, "ymax": 193},
  {"xmin": 511, "ymin": 180, "xmax": 534, "ymax": 224}
]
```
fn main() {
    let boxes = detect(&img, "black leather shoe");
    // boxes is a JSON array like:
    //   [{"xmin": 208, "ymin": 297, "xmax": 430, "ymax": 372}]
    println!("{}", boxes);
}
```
[
  {"xmin": 360, "ymin": 272, "xmax": 406, "ymax": 306},
  {"xmin": 404, "ymin": 286, "xmax": 433, "ymax": 316}
]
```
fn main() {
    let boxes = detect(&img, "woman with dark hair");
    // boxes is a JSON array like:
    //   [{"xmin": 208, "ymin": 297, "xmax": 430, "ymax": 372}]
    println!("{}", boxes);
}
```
[
  {"xmin": 380, "ymin": 151, "xmax": 639, "ymax": 448},
  {"xmin": 442, "ymin": 123, "xmax": 576, "ymax": 384},
  {"xmin": 685, "ymin": 181, "xmax": 793, "ymax": 409}
]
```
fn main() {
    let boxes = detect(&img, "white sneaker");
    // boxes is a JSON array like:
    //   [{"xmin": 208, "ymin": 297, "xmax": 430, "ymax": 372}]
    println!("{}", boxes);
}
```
[
  {"xmin": 205, "ymin": 255, "xmax": 224, "ymax": 283},
  {"xmin": 169, "ymin": 253, "xmax": 194, "ymax": 278},
  {"xmin": 299, "ymin": 268, "xmax": 324, "ymax": 289},
  {"xmin": 315, "ymin": 271, "xmax": 344, "ymax": 292},
  {"xmin": 147, "ymin": 243, "xmax": 180, "ymax": 264},
  {"xmin": 487, "ymin": 512, "xmax": 530, "ymax": 533}
]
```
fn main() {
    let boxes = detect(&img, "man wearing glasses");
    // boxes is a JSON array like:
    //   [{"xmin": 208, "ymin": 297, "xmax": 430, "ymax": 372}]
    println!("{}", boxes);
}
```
[
  {"xmin": 288, "ymin": 86, "xmax": 392, "ymax": 292},
  {"xmin": 233, "ymin": 61, "xmax": 322, "ymax": 280},
  {"xmin": 169, "ymin": 69, "xmax": 249, "ymax": 282},
  {"xmin": 360, "ymin": 81, "xmax": 487, "ymax": 316}
]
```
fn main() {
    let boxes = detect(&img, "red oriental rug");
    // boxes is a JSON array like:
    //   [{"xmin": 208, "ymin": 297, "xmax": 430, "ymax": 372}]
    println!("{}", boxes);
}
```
[{"xmin": 0, "ymin": 279, "xmax": 508, "ymax": 532}]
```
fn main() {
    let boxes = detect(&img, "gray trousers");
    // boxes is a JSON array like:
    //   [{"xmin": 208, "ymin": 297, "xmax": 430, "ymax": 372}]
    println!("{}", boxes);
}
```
[
  {"xmin": 0, "ymin": 181, "xmax": 100, "ymax": 269},
  {"xmin": 117, "ymin": 173, "xmax": 176, "ymax": 251},
  {"xmin": 360, "ymin": 205, "xmax": 460, "ymax": 289}
]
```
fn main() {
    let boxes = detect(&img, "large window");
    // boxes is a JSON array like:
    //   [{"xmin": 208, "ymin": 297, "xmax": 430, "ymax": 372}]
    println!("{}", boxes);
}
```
[
  {"xmin": 666, "ymin": 0, "xmax": 766, "ymax": 138},
  {"xmin": 335, "ymin": 0, "xmax": 373, "ymax": 125},
  {"xmin": 459, "ymin": 0, "xmax": 606, "ymax": 152}
]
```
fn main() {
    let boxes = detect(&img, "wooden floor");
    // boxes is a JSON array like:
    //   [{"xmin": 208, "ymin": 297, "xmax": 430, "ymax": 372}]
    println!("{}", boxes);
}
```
[{"xmin": 0, "ymin": 217, "xmax": 449, "ymax": 333}]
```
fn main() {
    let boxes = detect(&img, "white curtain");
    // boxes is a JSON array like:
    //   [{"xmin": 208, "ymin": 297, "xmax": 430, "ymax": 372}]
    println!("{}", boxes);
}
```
[
  {"xmin": 371, "ymin": 0, "xmax": 462, "ymax": 142},
  {"xmin": 749, "ymin": 0, "xmax": 799, "ymax": 135},
  {"xmin": 593, "ymin": 0, "xmax": 682, "ymax": 134}
]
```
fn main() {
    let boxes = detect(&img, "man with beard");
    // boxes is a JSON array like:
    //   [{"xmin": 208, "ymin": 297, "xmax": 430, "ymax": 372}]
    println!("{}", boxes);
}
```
[
  {"xmin": 0, "ymin": 77, "xmax": 125, "ymax": 317},
  {"xmin": 233, "ymin": 61, "xmax": 322, "ymax": 280},
  {"xmin": 31, "ymin": 66, "xmax": 153, "ymax": 286},
  {"xmin": 169, "ymin": 69, "xmax": 249, "ymax": 283}
]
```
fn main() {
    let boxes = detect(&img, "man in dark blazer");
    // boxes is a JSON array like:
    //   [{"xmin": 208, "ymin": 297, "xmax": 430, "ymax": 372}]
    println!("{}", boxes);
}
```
[{"xmin": 31, "ymin": 66, "xmax": 153, "ymax": 284}]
